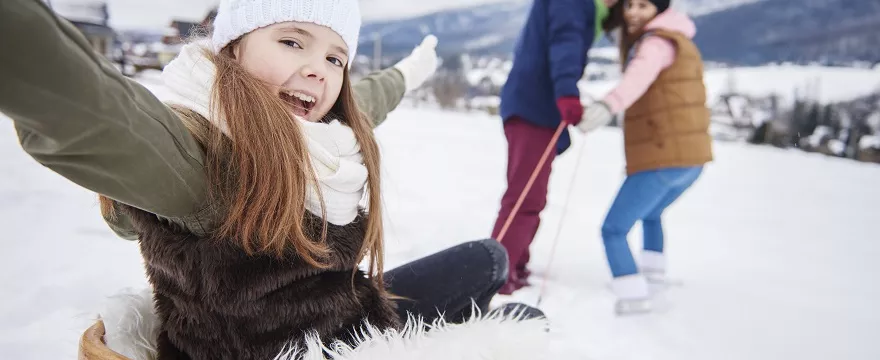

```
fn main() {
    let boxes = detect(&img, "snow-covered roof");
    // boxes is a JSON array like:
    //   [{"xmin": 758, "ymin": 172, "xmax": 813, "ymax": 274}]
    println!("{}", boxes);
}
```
[
  {"xmin": 867, "ymin": 112, "xmax": 880, "ymax": 133},
  {"xmin": 859, "ymin": 135, "xmax": 880, "ymax": 150},
  {"xmin": 727, "ymin": 95, "xmax": 749, "ymax": 118},
  {"xmin": 163, "ymin": 26, "xmax": 180, "ymax": 37},
  {"xmin": 827, "ymin": 139, "xmax": 845, "ymax": 155},
  {"xmin": 465, "ymin": 68, "xmax": 508, "ymax": 87},
  {"xmin": 751, "ymin": 109, "xmax": 773, "ymax": 127},
  {"xmin": 807, "ymin": 126, "xmax": 833, "ymax": 148},
  {"xmin": 712, "ymin": 114, "xmax": 735, "ymax": 126},
  {"xmin": 49, "ymin": 0, "xmax": 107, "ymax": 25}
]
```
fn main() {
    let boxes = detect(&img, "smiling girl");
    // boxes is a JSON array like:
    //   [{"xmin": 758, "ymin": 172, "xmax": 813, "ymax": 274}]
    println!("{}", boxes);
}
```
[
  {"xmin": 0, "ymin": 0, "xmax": 544, "ymax": 358},
  {"xmin": 576, "ymin": 0, "xmax": 713, "ymax": 315}
]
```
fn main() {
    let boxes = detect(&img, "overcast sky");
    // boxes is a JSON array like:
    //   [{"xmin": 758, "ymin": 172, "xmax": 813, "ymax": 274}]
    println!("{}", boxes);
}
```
[{"xmin": 74, "ymin": 0, "xmax": 517, "ymax": 30}]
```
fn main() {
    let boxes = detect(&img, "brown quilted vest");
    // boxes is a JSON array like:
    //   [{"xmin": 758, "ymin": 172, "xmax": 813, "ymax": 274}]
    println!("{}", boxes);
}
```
[
  {"xmin": 115, "ymin": 111, "xmax": 400, "ymax": 360},
  {"xmin": 622, "ymin": 29, "xmax": 713, "ymax": 175}
]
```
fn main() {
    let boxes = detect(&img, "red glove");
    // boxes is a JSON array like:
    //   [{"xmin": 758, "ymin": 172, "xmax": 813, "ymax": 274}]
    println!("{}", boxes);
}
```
[{"xmin": 557, "ymin": 96, "xmax": 583, "ymax": 126}]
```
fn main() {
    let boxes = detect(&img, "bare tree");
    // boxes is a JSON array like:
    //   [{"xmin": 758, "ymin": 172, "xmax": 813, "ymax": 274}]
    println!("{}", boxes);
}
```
[{"xmin": 431, "ymin": 55, "xmax": 469, "ymax": 110}]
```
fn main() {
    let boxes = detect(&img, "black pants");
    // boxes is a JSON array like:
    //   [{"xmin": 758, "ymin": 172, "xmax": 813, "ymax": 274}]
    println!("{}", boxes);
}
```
[{"xmin": 384, "ymin": 239, "xmax": 545, "ymax": 324}]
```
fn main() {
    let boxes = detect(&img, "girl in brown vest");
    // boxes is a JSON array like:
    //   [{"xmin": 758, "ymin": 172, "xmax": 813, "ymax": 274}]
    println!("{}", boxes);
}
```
[
  {"xmin": 1, "ymin": 0, "xmax": 547, "ymax": 358},
  {"xmin": 575, "ymin": 0, "xmax": 713, "ymax": 315}
]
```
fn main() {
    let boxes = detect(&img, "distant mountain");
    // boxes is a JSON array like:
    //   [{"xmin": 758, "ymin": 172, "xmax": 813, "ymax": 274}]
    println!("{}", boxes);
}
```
[
  {"xmin": 358, "ymin": 0, "xmax": 757, "ymax": 62},
  {"xmin": 693, "ymin": 0, "xmax": 880, "ymax": 65},
  {"xmin": 358, "ymin": 1, "xmax": 531, "ymax": 61},
  {"xmin": 359, "ymin": 0, "xmax": 880, "ymax": 66}
]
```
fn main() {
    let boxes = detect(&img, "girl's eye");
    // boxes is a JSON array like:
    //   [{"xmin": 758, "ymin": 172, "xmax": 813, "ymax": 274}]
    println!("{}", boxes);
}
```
[
  {"xmin": 280, "ymin": 40, "xmax": 302, "ymax": 49},
  {"xmin": 327, "ymin": 56, "xmax": 344, "ymax": 67}
]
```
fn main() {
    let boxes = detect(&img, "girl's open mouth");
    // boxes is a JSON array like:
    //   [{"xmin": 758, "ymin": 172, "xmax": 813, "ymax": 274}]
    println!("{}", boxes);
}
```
[{"xmin": 279, "ymin": 90, "xmax": 317, "ymax": 117}]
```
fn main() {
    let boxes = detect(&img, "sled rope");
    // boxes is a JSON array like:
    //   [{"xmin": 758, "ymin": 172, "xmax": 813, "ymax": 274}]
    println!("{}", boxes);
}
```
[
  {"xmin": 495, "ymin": 121, "xmax": 567, "ymax": 244},
  {"xmin": 536, "ymin": 137, "xmax": 587, "ymax": 307}
]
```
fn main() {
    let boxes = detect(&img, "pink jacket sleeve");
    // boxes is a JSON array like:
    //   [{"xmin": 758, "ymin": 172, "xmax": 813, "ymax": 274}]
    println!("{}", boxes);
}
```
[{"xmin": 602, "ymin": 36, "xmax": 677, "ymax": 113}]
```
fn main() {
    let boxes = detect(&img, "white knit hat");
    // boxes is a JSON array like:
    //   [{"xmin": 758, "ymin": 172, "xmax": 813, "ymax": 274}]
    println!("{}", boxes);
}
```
[{"xmin": 211, "ymin": 0, "xmax": 361, "ymax": 60}]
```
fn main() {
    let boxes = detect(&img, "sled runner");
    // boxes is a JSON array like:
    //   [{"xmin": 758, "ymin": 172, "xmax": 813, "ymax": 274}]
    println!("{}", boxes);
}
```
[{"xmin": 79, "ymin": 320, "xmax": 129, "ymax": 360}]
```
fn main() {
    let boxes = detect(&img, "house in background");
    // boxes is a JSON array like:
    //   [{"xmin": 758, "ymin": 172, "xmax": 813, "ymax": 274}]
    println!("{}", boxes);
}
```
[
  {"xmin": 163, "ymin": 20, "xmax": 199, "ymax": 45},
  {"xmin": 163, "ymin": 8, "xmax": 218, "ymax": 44},
  {"xmin": 45, "ymin": 0, "xmax": 116, "ymax": 59},
  {"xmin": 157, "ymin": 8, "xmax": 219, "ymax": 66}
]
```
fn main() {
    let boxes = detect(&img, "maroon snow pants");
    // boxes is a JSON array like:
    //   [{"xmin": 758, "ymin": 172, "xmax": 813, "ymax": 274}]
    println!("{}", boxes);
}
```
[{"xmin": 491, "ymin": 116, "xmax": 557, "ymax": 294}]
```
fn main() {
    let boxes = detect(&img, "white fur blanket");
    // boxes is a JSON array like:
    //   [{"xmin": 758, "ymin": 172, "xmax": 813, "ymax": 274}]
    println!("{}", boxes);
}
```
[{"xmin": 99, "ymin": 288, "xmax": 554, "ymax": 360}]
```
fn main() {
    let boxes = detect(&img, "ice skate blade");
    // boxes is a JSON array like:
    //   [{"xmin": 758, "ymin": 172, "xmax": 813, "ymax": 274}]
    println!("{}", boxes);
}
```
[{"xmin": 614, "ymin": 298, "xmax": 652, "ymax": 316}]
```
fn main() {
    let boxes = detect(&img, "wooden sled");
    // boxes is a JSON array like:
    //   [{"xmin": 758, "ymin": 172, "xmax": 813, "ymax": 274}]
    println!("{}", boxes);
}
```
[
  {"xmin": 76, "ymin": 301, "xmax": 551, "ymax": 360},
  {"xmin": 79, "ymin": 320, "xmax": 131, "ymax": 360}
]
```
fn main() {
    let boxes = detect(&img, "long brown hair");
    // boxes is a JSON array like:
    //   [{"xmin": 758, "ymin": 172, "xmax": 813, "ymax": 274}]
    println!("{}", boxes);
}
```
[
  {"xmin": 100, "ymin": 41, "xmax": 387, "ymax": 288},
  {"xmin": 601, "ymin": 1, "xmax": 640, "ymax": 69}
]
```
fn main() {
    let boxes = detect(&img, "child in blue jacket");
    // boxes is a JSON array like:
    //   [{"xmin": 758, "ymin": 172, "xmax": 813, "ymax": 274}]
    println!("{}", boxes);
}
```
[{"xmin": 494, "ymin": 0, "xmax": 615, "ymax": 294}]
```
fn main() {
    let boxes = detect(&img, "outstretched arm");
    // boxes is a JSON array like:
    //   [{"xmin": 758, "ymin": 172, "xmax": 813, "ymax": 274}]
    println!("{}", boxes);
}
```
[
  {"xmin": 0, "ymin": 0, "xmax": 208, "ymax": 219},
  {"xmin": 353, "ymin": 35, "xmax": 439, "ymax": 128},
  {"xmin": 353, "ymin": 68, "xmax": 407, "ymax": 128}
]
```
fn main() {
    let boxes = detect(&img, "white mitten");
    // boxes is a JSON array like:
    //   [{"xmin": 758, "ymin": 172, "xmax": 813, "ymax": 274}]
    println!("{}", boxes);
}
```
[
  {"xmin": 393, "ymin": 35, "xmax": 440, "ymax": 92},
  {"xmin": 577, "ymin": 101, "xmax": 614, "ymax": 133}
]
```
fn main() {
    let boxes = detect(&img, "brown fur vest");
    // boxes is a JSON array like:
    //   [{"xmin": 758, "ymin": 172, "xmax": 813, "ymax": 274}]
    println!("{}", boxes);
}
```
[{"xmin": 118, "ymin": 204, "xmax": 401, "ymax": 360}]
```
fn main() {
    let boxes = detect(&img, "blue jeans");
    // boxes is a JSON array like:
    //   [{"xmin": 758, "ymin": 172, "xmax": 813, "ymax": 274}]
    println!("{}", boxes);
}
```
[
  {"xmin": 602, "ymin": 167, "xmax": 703, "ymax": 278},
  {"xmin": 385, "ymin": 239, "xmax": 545, "ymax": 323}
]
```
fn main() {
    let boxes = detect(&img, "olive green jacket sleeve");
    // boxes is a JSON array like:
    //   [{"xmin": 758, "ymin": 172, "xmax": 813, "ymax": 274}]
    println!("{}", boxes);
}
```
[
  {"xmin": 0, "ymin": 0, "xmax": 209, "ymax": 221},
  {"xmin": 352, "ymin": 68, "xmax": 407, "ymax": 128}
]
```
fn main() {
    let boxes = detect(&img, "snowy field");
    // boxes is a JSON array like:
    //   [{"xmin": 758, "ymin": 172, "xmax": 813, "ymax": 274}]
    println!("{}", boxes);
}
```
[
  {"xmin": 2, "ymin": 91, "xmax": 880, "ymax": 358},
  {"xmin": 584, "ymin": 64, "xmax": 880, "ymax": 105}
]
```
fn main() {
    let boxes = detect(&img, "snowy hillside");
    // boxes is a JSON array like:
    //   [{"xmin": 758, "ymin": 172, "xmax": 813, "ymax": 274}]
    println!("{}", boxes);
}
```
[
  {"xmin": 462, "ymin": 62, "xmax": 880, "ymax": 106},
  {"xmin": 2, "ymin": 75, "xmax": 880, "ymax": 359},
  {"xmin": 676, "ymin": 0, "xmax": 763, "ymax": 15},
  {"xmin": 628, "ymin": 65, "xmax": 877, "ymax": 107},
  {"xmin": 358, "ymin": 0, "xmax": 766, "ymax": 61},
  {"xmin": 359, "ymin": 0, "xmax": 529, "ymax": 22},
  {"xmin": 359, "ymin": 0, "xmax": 753, "ymax": 22},
  {"xmin": 694, "ymin": 0, "xmax": 880, "ymax": 65},
  {"xmin": 86, "ymin": 0, "xmax": 757, "ymax": 29},
  {"xmin": 359, "ymin": 0, "xmax": 879, "ymax": 65}
]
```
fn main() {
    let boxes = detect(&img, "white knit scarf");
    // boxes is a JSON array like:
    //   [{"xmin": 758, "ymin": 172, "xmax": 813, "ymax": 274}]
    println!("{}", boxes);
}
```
[{"xmin": 159, "ymin": 42, "xmax": 367, "ymax": 226}]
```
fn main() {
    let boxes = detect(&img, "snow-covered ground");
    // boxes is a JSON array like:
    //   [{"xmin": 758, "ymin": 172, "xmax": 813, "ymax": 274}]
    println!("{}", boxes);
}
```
[{"xmin": 2, "ymin": 98, "xmax": 880, "ymax": 358}]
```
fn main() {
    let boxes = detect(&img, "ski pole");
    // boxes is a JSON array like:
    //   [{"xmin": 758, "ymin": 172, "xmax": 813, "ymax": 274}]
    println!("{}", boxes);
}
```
[{"xmin": 536, "ymin": 137, "xmax": 587, "ymax": 307}]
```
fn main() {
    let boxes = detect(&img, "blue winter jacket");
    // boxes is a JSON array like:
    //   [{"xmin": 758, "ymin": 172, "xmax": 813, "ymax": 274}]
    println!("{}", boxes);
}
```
[{"xmin": 500, "ymin": 0, "xmax": 608, "ymax": 154}]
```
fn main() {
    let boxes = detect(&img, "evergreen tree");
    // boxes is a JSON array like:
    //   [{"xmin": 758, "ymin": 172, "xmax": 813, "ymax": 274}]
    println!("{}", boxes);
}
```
[
  {"xmin": 821, "ymin": 104, "xmax": 834, "ymax": 126},
  {"xmin": 805, "ymin": 102, "xmax": 821, "ymax": 135},
  {"xmin": 790, "ymin": 100, "xmax": 809, "ymax": 144}
]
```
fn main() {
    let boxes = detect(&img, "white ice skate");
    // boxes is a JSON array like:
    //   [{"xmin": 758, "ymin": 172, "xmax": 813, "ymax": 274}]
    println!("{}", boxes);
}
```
[
  {"xmin": 641, "ymin": 251, "xmax": 683, "ymax": 293},
  {"xmin": 610, "ymin": 274, "xmax": 653, "ymax": 316},
  {"xmin": 615, "ymin": 297, "xmax": 653, "ymax": 315}
]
